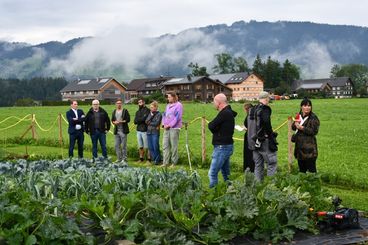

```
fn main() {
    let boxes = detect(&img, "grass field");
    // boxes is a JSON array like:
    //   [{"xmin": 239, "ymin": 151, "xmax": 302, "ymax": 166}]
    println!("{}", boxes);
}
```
[{"xmin": 1, "ymin": 98, "xmax": 368, "ymax": 191}]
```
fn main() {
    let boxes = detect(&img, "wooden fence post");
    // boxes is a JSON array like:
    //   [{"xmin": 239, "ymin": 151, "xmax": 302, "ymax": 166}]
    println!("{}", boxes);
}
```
[
  {"xmin": 201, "ymin": 116, "xmax": 206, "ymax": 164},
  {"xmin": 287, "ymin": 116, "xmax": 293, "ymax": 172},
  {"xmin": 58, "ymin": 113, "xmax": 63, "ymax": 145},
  {"xmin": 21, "ymin": 114, "xmax": 37, "ymax": 139},
  {"xmin": 31, "ymin": 114, "xmax": 37, "ymax": 140}
]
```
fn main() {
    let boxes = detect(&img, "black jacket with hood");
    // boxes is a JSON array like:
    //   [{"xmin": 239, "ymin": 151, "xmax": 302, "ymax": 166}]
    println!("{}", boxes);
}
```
[
  {"xmin": 134, "ymin": 106, "xmax": 150, "ymax": 132},
  {"xmin": 208, "ymin": 105, "xmax": 237, "ymax": 145}
]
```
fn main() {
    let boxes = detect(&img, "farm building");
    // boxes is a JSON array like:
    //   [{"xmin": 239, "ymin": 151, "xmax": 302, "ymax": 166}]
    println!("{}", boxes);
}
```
[
  {"xmin": 292, "ymin": 77, "xmax": 353, "ymax": 98},
  {"xmin": 292, "ymin": 80, "xmax": 332, "ymax": 94},
  {"xmin": 60, "ymin": 77, "xmax": 126, "ymax": 102},
  {"xmin": 210, "ymin": 72, "xmax": 264, "ymax": 101},
  {"xmin": 125, "ymin": 76, "xmax": 173, "ymax": 101},
  {"xmin": 162, "ymin": 76, "xmax": 232, "ymax": 102}
]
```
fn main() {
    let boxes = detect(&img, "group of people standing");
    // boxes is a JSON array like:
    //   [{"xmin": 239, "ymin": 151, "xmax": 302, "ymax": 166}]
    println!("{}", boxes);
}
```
[
  {"xmin": 66, "ymin": 91, "xmax": 183, "ymax": 167},
  {"xmin": 67, "ymin": 90, "xmax": 320, "ymax": 189},
  {"xmin": 208, "ymin": 91, "xmax": 320, "ymax": 188}
]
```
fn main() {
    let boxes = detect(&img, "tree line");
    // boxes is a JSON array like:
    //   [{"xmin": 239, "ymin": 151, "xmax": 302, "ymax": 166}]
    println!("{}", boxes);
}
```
[
  {"xmin": 0, "ymin": 77, "xmax": 68, "ymax": 107},
  {"xmin": 189, "ymin": 53, "xmax": 368, "ymax": 96}
]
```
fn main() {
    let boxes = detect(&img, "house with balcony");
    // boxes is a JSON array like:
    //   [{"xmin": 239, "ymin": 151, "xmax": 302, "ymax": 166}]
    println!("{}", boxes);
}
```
[
  {"xmin": 292, "ymin": 77, "xmax": 353, "ymax": 98},
  {"xmin": 162, "ymin": 76, "xmax": 232, "ymax": 102}
]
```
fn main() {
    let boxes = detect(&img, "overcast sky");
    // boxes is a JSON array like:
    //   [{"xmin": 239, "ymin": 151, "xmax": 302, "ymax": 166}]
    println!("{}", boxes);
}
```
[{"xmin": 0, "ymin": 0, "xmax": 367, "ymax": 44}]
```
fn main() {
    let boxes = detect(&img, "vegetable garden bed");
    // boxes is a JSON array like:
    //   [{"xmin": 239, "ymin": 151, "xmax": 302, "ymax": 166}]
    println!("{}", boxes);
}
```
[{"xmin": 0, "ymin": 158, "xmax": 335, "ymax": 244}]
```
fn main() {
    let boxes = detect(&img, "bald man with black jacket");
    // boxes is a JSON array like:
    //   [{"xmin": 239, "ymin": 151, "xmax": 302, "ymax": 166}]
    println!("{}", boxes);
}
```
[{"xmin": 208, "ymin": 93, "xmax": 237, "ymax": 188}]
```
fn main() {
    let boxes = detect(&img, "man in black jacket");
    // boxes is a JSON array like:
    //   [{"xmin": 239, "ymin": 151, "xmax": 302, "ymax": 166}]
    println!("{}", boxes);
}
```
[
  {"xmin": 247, "ymin": 91, "xmax": 278, "ymax": 181},
  {"xmin": 208, "ymin": 93, "xmax": 237, "ymax": 188},
  {"xmin": 85, "ymin": 99, "xmax": 111, "ymax": 159},
  {"xmin": 134, "ymin": 98, "xmax": 150, "ymax": 163}
]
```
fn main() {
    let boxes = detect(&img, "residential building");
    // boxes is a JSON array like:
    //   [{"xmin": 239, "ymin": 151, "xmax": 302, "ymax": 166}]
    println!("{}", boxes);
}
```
[
  {"xmin": 210, "ymin": 73, "xmax": 264, "ymax": 101},
  {"xmin": 162, "ymin": 76, "xmax": 232, "ymax": 102},
  {"xmin": 60, "ymin": 77, "xmax": 126, "ymax": 102},
  {"xmin": 125, "ymin": 76, "xmax": 173, "ymax": 101}
]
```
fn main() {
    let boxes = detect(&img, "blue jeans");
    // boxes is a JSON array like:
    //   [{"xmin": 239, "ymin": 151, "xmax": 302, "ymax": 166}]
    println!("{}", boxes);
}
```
[
  {"xmin": 147, "ymin": 133, "xmax": 161, "ymax": 164},
  {"xmin": 68, "ymin": 130, "xmax": 84, "ymax": 158},
  {"xmin": 90, "ymin": 130, "xmax": 107, "ymax": 158},
  {"xmin": 208, "ymin": 144, "xmax": 234, "ymax": 188}
]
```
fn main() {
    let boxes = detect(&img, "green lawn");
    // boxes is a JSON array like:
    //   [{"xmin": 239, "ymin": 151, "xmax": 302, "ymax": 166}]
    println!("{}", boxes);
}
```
[{"xmin": 1, "ymin": 98, "xmax": 368, "ymax": 190}]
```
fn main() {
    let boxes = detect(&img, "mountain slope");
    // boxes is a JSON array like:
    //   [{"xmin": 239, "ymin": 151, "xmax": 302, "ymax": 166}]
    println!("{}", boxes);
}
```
[{"xmin": 0, "ymin": 21, "xmax": 367, "ymax": 80}]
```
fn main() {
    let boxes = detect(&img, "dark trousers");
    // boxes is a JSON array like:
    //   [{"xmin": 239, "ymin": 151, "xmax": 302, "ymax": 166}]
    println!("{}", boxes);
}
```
[
  {"xmin": 298, "ymin": 159, "xmax": 317, "ymax": 173},
  {"xmin": 91, "ymin": 130, "xmax": 107, "ymax": 158},
  {"xmin": 68, "ymin": 131, "xmax": 84, "ymax": 158},
  {"xmin": 243, "ymin": 132, "xmax": 255, "ymax": 172}
]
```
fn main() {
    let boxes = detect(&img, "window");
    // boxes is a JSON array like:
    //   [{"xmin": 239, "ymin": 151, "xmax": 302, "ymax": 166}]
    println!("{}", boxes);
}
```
[
  {"xmin": 94, "ymin": 90, "xmax": 98, "ymax": 94},
  {"xmin": 206, "ymin": 84, "xmax": 214, "ymax": 90},
  {"xmin": 115, "ymin": 90, "xmax": 121, "ymax": 95},
  {"xmin": 195, "ymin": 84, "xmax": 202, "ymax": 90},
  {"xmin": 181, "ymin": 85, "xmax": 190, "ymax": 90},
  {"xmin": 146, "ymin": 83, "xmax": 151, "ymax": 88}
]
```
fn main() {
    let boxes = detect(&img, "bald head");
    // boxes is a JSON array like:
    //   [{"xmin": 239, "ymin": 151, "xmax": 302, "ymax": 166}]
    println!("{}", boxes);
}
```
[{"xmin": 213, "ymin": 93, "xmax": 228, "ymax": 111}]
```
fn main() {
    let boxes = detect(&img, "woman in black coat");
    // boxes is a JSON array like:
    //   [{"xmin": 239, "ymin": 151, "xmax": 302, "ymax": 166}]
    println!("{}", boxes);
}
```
[
  {"xmin": 292, "ymin": 98, "xmax": 320, "ymax": 173},
  {"xmin": 243, "ymin": 103, "xmax": 255, "ymax": 172}
]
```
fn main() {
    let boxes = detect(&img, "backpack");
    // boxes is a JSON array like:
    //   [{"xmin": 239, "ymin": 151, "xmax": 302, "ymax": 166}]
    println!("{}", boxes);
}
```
[{"xmin": 247, "ymin": 104, "xmax": 263, "ymax": 150}]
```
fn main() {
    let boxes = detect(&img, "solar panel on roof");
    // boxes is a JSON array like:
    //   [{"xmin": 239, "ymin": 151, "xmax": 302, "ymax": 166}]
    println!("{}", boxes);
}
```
[
  {"xmin": 99, "ymin": 78, "xmax": 109, "ymax": 83},
  {"xmin": 169, "ymin": 78, "xmax": 183, "ymax": 82},
  {"xmin": 78, "ymin": 80, "xmax": 91, "ymax": 85}
]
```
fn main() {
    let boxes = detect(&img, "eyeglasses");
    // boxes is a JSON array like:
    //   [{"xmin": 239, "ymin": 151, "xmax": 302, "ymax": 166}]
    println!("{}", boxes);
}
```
[{"xmin": 92, "ymin": 104, "xmax": 99, "ymax": 105}]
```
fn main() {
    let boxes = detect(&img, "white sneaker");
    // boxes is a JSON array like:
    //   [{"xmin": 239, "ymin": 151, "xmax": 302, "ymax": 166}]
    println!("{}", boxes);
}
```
[{"xmin": 120, "ymin": 160, "xmax": 128, "ymax": 167}]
